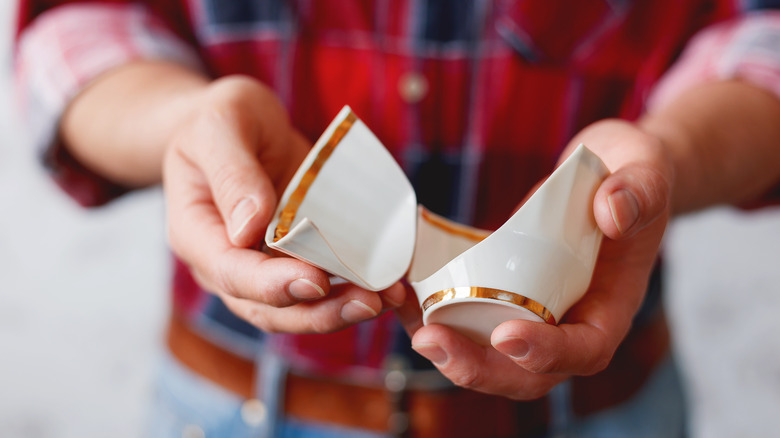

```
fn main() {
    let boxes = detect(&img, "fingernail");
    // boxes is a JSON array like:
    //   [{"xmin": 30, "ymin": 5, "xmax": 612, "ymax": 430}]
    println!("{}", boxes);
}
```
[
  {"xmin": 230, "ymin": 196, "xmax": 259, "ymax": 240},
  {"xmin": 493, "ymin": 337, "xmax": 530, "ymax": 360},
  {"xmin": 288, "ymin": 279, "xmax": 325, "ymax": 300},
  {"xmin": 412, "ymin": 343, "xmax": 448, "ymax": 366},
  {"xmin": 340, "ymin": 300, "xmax": 378, "ymax": 323},
  {"xmin": 608, "ymin": 189, "xmax": 639, "ymax": 234}
]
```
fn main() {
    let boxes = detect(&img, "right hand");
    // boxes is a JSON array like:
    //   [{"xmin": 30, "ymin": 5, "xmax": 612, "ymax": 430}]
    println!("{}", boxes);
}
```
[
  {"xmin": 401, "ymin": 119, "xmax": 672, "ymax": 400},
  {"xmin": 163, "ymin": 76, "xmax": 405, "ymax": 333}
]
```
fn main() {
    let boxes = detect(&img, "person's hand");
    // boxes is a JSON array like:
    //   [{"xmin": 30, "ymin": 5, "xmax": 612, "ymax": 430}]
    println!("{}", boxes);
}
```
[
  {"xmin": 163, "ymin": 76, "xmax": 405, "ymax": 333},
  {"xmin": 401, "ymin": 119, "xmax": 672, "ymax": 399}
]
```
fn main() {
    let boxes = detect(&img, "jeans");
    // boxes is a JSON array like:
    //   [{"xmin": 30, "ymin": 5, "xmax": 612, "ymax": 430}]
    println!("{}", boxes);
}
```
[
  {"xmin": 146, "ymin": 350, "xmax": 686, "ymax": 438},
  {"xmin": 146, "ymin": 351, "xmax": 385, "ymax": 438}
]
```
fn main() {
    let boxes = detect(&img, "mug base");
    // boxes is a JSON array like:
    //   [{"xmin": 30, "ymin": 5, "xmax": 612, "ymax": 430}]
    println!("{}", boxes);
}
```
[{"xmin": 423, "ymin": 298, "xmax": 545, "ymax": 346}]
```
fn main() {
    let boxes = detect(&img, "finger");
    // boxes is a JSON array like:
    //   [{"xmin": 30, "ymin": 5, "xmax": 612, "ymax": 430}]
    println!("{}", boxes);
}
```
[
  {"xmin": 213, "ymin": 252, "xmax": 332, "ymax": 306},
  {"xmin": 261, "ymin": 128, "xmax": 312, "ymax": 189},
  {"xmin": 181, "ymin": 106, "xmax": 278, "ymax": 247},
  {"xmin": 377, "ymin": 282, "xmax": 406, "ymax": 310},
  {"xmin": 165, "ymin": 154, "xmax": 330, "ymax": 307},
  {"xmin": 594, "ymin": 162, "xmax": 671, "ymax": 239},
  {"xmin": 394, "ymin": 287, "xmax": 424, "ymax": 336},
  {"xmin": 411, "ymin": 324, "xmax": 562, "ymax": 400},
  {"xmin": 220, "ymin": 282, "xmax": 385, "ymax": 333},
  {"xmin": 491, "ymin": 319, "xmax": 614, "ymax": 376},
  {"xmin": 490, "ymin": 236, "xmax": 655, "ymax": 375}
]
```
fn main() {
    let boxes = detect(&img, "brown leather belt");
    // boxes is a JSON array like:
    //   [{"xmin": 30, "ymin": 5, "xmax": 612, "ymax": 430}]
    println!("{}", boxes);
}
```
[{"xmin": 167, "ymin": 311, "xmax": 669, "ymax": 437}]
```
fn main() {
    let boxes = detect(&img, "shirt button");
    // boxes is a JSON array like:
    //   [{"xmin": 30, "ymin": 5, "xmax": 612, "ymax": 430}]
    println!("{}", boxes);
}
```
[
  {"xmin": 384, "ymin": 369, "xmax": 407, "ymax": 393},
  {"xmin": 241, "ymin": 399, "xmax": 267, "ymax": 427},
  {"xmin": 398, "ymin": 72, "xmax": 429, "ymax": 103}
]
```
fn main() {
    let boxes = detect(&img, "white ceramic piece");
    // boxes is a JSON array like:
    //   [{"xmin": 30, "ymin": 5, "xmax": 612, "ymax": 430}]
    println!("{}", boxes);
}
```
[
  {"xmin": 265, "ymin": 106, "xmax": 417, "ymax": 291},
  {"xmin": 409, "ymin": 145, "xmax": 609, "ymax": 344},
  {"xmin": 265, "ymin": 106, "xmax": 609, "ymax": 345}
]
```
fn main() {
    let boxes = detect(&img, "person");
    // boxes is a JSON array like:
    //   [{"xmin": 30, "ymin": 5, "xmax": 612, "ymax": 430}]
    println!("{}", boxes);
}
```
[{"xmin": 14, "ymin": 1, "xmax": 780, "ymax": 436}]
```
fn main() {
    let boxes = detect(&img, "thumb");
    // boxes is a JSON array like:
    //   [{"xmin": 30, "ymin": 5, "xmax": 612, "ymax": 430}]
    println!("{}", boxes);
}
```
[
  {"xmin": 594, "ymin": 163, "xmax": 671, "ymax": 239},
  {"xmin": 183, "ymin": 108, "xmax": 278, "ymax": 248},
  {"xmin": 205, "ymin": 143, "xmax": 276, "ymax": 248}
]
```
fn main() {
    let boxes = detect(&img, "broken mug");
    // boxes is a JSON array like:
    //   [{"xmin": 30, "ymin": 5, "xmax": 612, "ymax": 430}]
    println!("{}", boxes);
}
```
[{"xmin": 265, "ymin": 106, "xmax": 609, "ymax": 345}]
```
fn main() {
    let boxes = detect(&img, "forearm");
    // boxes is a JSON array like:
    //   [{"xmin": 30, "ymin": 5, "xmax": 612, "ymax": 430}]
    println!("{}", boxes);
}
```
[
  {"xmin": 59, "ymin": 60, "xmax": 210, "ymax": 187},
  {"xmin": 640, "ymin": 80, "xmax": 780, "ymax": 215}
]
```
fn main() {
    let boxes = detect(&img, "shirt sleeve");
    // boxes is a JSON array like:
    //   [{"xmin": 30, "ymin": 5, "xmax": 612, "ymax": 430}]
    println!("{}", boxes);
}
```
[
  {"xmin": 647, "ymin": 10, "xmax": 780, "ymax": 205},
  {"xmin": 649, "ymin": 11, "xmax": 780, "ymax": 111},
  {"xmin": 14, "ymin": 2, "xmax": 204, "ymax": 207}
]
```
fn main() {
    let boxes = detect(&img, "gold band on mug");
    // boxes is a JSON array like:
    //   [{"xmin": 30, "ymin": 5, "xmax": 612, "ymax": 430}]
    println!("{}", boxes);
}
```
[
  {"xmin": 419, "ymin": 208, "xmax": 490, "ymax": 242},
  {"xmin": 421, "ymin": 287, "xmax": 557, "ymax": 325},
  {"xmin": 273, "ymin": 111, "xmax": 358, "ymax": 242}
]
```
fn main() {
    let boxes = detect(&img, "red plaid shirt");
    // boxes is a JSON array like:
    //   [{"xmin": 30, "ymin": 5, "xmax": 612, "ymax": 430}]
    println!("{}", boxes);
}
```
[{"xmin": 15, "ymin": 0, "xmax": 780, "ymax": 375}]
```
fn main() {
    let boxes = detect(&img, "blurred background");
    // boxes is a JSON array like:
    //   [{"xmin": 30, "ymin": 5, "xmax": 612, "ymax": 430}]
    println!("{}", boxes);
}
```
[
  {"xmin": 2, "ymin": 1, "xmax": 780, "ymax": 437},
  {"xmin": 0, "ymin": 2, "xmax": 169, "ymax": 437}
]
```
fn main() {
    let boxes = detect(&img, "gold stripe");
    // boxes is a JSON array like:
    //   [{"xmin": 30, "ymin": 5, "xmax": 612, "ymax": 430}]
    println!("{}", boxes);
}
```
[
  {"xmin": 419, "ymin": 208, "xmax": 490, "ymax": 242},
  {"xmin": 273, "ymin": 112, "xmax": 358, "ymax": 242},
  {"xmin": 421, "ymin": 287, "xmax": 556, "ymax": 325}
]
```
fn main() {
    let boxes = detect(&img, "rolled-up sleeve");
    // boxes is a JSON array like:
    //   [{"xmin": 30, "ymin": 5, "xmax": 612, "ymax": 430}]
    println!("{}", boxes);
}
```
[
  {"xmin": 15, "ymin": 2, "xmax": 203, "ymax": 206},
  {"xmin": 648, "ymin": 10, "xmax": 780, "ymax": 204},
  {"xmin": 649, "ymin": 11, "xmax": 780, "ymax": 111}
]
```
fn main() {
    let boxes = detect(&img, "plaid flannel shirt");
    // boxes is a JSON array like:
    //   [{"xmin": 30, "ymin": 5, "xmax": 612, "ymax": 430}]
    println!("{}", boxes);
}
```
[{"xmin": 15, "ymin": 0, "xmax": 780, "ymax": 375}]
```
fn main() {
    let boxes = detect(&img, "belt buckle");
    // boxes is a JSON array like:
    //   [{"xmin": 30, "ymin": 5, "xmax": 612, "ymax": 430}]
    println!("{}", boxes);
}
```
[{"xmin": 382, "ymin": 355, "xmax": 456, "ymax": 437}]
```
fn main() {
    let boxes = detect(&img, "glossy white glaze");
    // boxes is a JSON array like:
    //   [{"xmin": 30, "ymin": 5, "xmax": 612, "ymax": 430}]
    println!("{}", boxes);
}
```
[{"xmin": 265, "ymin": 107, "xmax": 608, "ymax": 344}]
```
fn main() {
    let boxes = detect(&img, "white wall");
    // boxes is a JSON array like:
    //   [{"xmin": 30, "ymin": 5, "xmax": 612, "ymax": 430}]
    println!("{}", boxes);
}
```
[
  {"xmin": 0, "ymin": 2, "xmax": 169, "ymax": 437},
  {"xmin": 665, "ymin": 207, "xmax": 780, "ymax": 438}
]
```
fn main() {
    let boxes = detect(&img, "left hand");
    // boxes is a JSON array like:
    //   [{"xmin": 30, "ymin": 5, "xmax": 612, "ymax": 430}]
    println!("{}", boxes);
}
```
[
  {"xmin": 398, "ymin": 119, "xmax": 674, "ymax": 400},
  {"xmin": 163, "ymin": 76, "xmax": 405, "ymax": 334}
]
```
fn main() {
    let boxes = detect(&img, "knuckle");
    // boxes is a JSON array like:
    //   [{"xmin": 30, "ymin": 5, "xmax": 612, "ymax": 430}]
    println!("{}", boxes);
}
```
[
  {"xmin": 584, "ymin": 331, "xmax": 616, "ymax": 375},
  {"xmin": 524, "ymin": 354, "xmax": 560, "ymax": 374},
  {"xmin": 210, "ymin": 75, "xmax": 268, "ymax": 101},
  {"xmin": 212, "ymin": 263, "xmax": 239, "ymax": 298},
  {"xmin": 309, "ymin": 312, "xmax": 338, "ymax": 334},
  {"xmin": 449, "ymin": 367, "xmax": 483, "ymax": 389},
  {"xmin": 259, "ymin": 290, "xmax": 288, "ymax": 308},
  {"xmin": 210, "ymin": 162, "xmax": 244, "ymax": 203},
  {"xmin": 508, "ymin": 384, "xmax": 553, "ymax": 402},
  {"xmin": 637, "ymin": 166, "xmax": 672, "ymax": 212},
  {"xmin": 584, "ymin": 351, "xmax": 613, "ymax": 375},
  {"xmin": 244, "ymin": 305, "xmax": 276, "ymax": 333},
  {"xmin": 206, "ymin": 76, "xmax": 286, "ymax": 129},
  {"xmin": 251, "ymin": 276, "xmax": 294, "ymax": 308}
]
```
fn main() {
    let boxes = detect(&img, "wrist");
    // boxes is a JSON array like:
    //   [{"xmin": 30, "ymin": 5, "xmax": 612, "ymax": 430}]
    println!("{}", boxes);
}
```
[
  {"xmin": 639, "ymin": 81, "xmax": 780, "ymax": 213},
  {"xmin": 61, "ymin": 60, "xmax": 210, "ymax": 186},
  {"xmin": 636, "ymin": 114, "xmax": 690, "ymax": 215}
]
